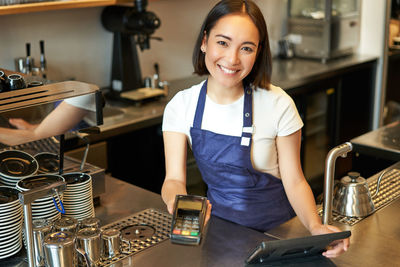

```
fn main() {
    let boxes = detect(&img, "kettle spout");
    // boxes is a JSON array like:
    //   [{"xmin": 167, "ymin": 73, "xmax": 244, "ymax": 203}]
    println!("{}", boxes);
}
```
[
  {"xmin": 371, "ymin": 169, "xmax": 388, "ymax": 198},
  {"xmin": 322, "ymin": 142, "xmax": 353, "ymax": 224}
]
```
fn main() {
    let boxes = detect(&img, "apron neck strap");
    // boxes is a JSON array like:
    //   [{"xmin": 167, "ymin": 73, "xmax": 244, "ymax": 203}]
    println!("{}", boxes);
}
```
[
  {"xmin": 193, "ymin": 80, "xmax": 208, "ymax": 129},
  {"xmin": 193, "ymin": 80, "xmax": 253, "ymax": 133}
]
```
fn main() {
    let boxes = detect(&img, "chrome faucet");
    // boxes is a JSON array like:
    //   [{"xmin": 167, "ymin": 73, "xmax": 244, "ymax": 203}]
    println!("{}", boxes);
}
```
[{"xmin": 322, "ymin": 142, "xmax": 353, "ymax": 224}]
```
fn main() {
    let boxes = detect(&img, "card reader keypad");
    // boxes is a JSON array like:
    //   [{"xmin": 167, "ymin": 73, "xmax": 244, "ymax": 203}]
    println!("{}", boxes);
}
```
[{"xmin": 172, "ymin": 215, "xmax": 200, "ymax": 236}]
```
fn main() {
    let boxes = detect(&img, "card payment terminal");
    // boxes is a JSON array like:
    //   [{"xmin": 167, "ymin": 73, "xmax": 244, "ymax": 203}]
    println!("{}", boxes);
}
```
[{"xmin": 170, "ymin": 195, "xmax": 208, "ymax": 245}]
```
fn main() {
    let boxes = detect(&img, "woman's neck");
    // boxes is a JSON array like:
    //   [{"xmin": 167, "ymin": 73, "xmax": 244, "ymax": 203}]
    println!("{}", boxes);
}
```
[{"xmin": 206, "ymin": 77, "xmax": 244, "ymax": 105}]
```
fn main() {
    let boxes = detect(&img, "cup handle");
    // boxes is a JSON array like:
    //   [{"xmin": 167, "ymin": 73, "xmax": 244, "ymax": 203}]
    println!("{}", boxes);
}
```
[{"xmin": 76, "ymin": 247, "xmax": 91, "ymax": 267}]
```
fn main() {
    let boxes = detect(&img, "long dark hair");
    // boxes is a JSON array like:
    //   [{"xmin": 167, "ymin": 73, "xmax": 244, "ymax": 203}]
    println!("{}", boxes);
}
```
[{"xmin": 192, "ymin": 0, "xmax": 272, "ymax": 89}]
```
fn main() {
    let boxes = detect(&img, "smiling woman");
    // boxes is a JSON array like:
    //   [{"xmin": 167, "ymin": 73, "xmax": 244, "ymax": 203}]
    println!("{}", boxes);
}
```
[
  {"xmin": 193, "ymin": 0, "xmax": 271, "ymax": 91},
  {"xmin": 161, "ymin": 0, "xmax": 349, "ymax": 259},
  {"xmin": 200, "ymin": 14, "xmax": 259, "ymax": 101}
]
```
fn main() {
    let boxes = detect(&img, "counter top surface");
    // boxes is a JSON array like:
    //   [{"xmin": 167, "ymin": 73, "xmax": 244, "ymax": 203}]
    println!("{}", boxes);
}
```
[
  {"xmin": 1, "ymin": 176, "xmax": 276, "ymax": 267},
  {"xmin": 351, "ymin": 120, "xmax": 400, "ymax": 161},
  {"xmin": 98, "ymin": 168, "xmax": 400, "ymax": 267},
  {"xmin": 266, "ymin": 162, "xmax": 400, "ymax": 267},
  {"xmin": 4, "ymin": 164, "xmax": 400, "ymax": 266},
  {"xmin": 95, "ymin": 177, "xmax": 276, "ymax": 267}
]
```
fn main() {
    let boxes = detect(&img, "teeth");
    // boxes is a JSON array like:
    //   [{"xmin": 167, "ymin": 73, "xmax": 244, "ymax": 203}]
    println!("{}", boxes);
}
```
[{"xmin": 220, "ymin": 65, "xmax": 237, "ymax": 74}]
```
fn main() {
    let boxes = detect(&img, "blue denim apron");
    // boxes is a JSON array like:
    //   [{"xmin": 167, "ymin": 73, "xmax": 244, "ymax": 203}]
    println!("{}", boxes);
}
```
[{"xmin": 190, "ymin": 80, "xmax": 295, "ymax": 231}]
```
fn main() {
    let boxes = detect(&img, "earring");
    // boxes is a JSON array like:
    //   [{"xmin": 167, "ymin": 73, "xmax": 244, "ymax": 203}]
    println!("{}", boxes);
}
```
[{"xmin": 201, "ymin": 48, "xmax": 205, "ymax": 54}]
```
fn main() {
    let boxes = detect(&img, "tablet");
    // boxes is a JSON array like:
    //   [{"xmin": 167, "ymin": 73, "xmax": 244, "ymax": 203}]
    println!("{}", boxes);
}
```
[{"xmin": 245, "ymin": 231, "xmax": 351, "ymax": 265}]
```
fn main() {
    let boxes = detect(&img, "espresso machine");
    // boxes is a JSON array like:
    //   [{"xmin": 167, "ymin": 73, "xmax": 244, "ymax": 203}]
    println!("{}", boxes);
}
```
[{"xmin": 101, "ymin": 0, "xmax": 166, "ymax": 101}]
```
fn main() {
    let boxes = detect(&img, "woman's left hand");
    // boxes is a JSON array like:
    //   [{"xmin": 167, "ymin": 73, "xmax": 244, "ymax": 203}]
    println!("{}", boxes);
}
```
[{"xmin": 310, "ymin": 224, "xmax": 350, "ymax": 258}]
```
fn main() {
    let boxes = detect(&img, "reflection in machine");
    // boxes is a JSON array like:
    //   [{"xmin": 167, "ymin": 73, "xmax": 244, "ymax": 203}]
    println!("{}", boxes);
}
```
[{"xmin": 0, "ymin": 81, "xmax": 103, "ymax": 148}]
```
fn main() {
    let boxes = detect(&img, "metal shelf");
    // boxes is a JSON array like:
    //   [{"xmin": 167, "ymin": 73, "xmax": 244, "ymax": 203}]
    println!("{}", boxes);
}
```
[
  {"xmin": 0, "ymin": 0, "xmax": 133, "ymax": 15},
  {"xmin": 0, "ymin": 80, "xmax": 99, "ymax": 113}
]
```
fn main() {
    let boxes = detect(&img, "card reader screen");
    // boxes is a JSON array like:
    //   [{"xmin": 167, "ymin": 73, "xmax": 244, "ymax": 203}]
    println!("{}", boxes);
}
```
[{"xmin": 177, "ymin": 200, "xmax": 202, "ymax": 210}]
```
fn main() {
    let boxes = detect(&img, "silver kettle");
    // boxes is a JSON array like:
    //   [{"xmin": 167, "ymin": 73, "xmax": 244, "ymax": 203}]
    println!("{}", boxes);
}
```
[{"xmin": 333, "ymin": 171, "xmax": 386, "ymax": 217}]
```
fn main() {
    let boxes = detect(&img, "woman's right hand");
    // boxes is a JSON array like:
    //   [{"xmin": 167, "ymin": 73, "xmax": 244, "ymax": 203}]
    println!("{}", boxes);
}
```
[{"xmin": 166, "ymin": 198, "xmax": 176, "ymax": 214}]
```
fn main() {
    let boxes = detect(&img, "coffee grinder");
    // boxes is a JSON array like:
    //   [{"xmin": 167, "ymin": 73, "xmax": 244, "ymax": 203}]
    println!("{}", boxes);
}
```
[{"xmin": 101, "ymin": 0, "xmax": 165, "ymax": 101}]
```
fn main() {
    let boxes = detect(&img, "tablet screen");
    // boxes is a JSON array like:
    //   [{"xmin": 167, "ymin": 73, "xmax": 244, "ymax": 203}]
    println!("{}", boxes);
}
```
[{"xmin": 245, "ymin": 231, "xmax": 351, "ymax": 264}]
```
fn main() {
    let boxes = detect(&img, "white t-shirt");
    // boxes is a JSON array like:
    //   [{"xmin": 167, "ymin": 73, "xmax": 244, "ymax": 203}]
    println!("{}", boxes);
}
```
[
  {"xmin": 64, "ymin": 94, "xmax": 96, "ymax": 112},
  {"xmin": 162, "ymin": 80, "xmax": 303, "ymax": 178}
]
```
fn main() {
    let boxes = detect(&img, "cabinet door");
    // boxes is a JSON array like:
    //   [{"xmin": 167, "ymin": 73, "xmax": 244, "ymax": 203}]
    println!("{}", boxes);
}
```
[
  {"xmin": 107, "ymin": 123, "xmax": 165, "ymax": 194},
  {"xmin": 335, "ymin": 64, "xmax": 375, "ymax": 143},
  {"xmin": 293, "ymin": 86, "xmax": 336, "ymax": 197}
]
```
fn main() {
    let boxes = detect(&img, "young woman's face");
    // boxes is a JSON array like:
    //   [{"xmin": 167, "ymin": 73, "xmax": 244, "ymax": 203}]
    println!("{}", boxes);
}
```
[{"xmin": 201, "ymin": 13, "xmax": 259, "ymax": 90}]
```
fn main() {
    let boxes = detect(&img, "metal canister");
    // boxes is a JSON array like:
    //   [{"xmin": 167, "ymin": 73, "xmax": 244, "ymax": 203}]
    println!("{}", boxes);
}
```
[
  {"xmin": 80, "ymin": 217, "xmax": 100, "ymax": 229},
  {"xmin": 44, "ymin": 231, "xmax": 76, "ymax": 267},
  {"xmin": 53, "ymin": 217, "xmax": 79, "ymax": 233},
  {"xmin": 101, "ymin": 228, "xmax": 121, "ymax": 259},
  {"xmin": 32, "ymin": 219, "xmax": 53, "ymax": 267},
  {"xmin": 76, "ymin": 227, "xmax": 102, "ymax": 267}
]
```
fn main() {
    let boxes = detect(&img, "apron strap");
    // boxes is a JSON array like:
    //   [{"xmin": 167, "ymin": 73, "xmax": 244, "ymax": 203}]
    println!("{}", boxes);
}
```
[
  {"xmin": 241, "ymin": 86, "xmax": 254, "ymax": 147},
  {"xmin": 193, "ymin": 80, "xmax": 208, "ymax": 129},
  {"xmin": 192, "ymin": 80, "xmax": 254, "ymax": 146}
]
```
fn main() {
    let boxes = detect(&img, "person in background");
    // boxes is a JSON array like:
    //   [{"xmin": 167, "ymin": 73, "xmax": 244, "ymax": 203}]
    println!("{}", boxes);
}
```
[
  {"xmin": 161, "ymin": 0, "xmax": 349, "ymax": 258},
  {"xmin": 0, "ymin": 94, "xmax": 96, "ymax": 146}
]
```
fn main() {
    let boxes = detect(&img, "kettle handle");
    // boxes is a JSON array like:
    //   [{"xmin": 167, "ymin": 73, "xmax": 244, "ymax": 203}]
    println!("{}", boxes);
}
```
[{"xmin": 372, "ymin": 170, "xmax": 388, "ymax": 198}]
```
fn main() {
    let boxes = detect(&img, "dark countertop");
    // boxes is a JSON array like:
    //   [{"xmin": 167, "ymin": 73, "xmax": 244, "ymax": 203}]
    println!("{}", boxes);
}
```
[
  {"xmin": 271, "ymin": 53, "xmax": 377, "ymax": 92},
  {"xmin": 82, "ymin": 53, "xmax": 378, "ymax": 144},
  {"xmin": 351, "ymin": 120, "xmax": 400, "ymax": 161}
]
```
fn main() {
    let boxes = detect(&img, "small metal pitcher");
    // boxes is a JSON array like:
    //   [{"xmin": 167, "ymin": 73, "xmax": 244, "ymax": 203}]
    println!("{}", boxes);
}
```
[
  {"xmin": 76, "ymin": 227, "xmax": 102, "ymax": 267},
  {"xmin": 32, "ymin": 219, "xmax": 53, "ymax": 267},
  {"xmin": 333, "ymin": 170, "xmax": 387, "ymax": 217},
  {"xmin": 44, "ymin": 231, "xmax": 77, "ymax": 267}
]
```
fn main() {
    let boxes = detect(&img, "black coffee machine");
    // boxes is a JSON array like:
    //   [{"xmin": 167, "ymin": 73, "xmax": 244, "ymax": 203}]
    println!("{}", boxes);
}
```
[{"xmin": 101, "ymin": 0, "xmax": 161, "ymax": 98}]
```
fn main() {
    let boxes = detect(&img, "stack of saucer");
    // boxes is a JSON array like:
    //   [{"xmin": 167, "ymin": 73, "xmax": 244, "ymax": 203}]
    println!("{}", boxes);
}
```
[
  {"xmin": 62, "ymin": 172, "xmax": 95, "ymax": 221},
  {"xmin": 0, "ymin": 150, "xmax": 38, "ymax": 187},
  {"xmin": 34, "ymin": 152, "xmax": 59, "ymax": 174},
  {"xmin": 0, "ymin": 186, "xmax": 23, "ymax": 260},
  {"xmin": 16, "ymin": 174, "xmax": 65, "ymax": 222}
]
